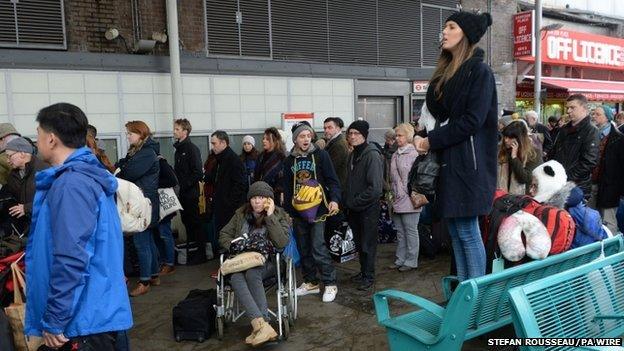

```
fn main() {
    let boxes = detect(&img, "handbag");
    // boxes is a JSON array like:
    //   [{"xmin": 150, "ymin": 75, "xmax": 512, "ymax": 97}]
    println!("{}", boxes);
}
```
[
  {"xmin": 198, "ymin": 181, "xmax": 206, "ymax": 216},
  {"xmin": 220, "ymin": 251, "xmax": 266, "ymax": 275},
  {"xmin": 116, "ymin": 178, "xmax": 152, "ymax": 234},
  {"xmin": 3, "ymin": 253, "xmax": 43, "ymax": 351},
  {"xmin": 158, "ymin": 187, "xmax": 183, "ymax": 220}
]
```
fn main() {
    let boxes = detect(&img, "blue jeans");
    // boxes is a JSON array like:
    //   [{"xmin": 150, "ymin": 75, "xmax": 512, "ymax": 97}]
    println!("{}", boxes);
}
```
[
  {"xmin": 293, "ymin": 218, "xmax": 336, "ymax": 285},
  {"xmin": 133, "ymin": 228, "xmax": 160, "ymax": 281},
  {"xmin": 446, "ymin": 216, "xmax": 486, "ymax": 281},
  {"xmin": 158, "ymin": 218, "xmax": 175, "ymax": 266}
]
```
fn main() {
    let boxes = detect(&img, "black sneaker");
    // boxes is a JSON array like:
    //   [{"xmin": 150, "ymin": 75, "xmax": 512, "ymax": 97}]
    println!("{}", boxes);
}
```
[
  {"xmin": 357, "ymin": 280, "xmax": 374, "ymax": 291},
  {"xmin": 350, "ymin": 272, "xmax": 364, "ymax": 284}
]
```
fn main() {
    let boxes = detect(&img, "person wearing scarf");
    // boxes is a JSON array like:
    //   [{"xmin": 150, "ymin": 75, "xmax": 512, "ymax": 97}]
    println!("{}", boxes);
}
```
[{"xmin": 414, "ymin": 11, "xmax": 498, "ymax": 281}]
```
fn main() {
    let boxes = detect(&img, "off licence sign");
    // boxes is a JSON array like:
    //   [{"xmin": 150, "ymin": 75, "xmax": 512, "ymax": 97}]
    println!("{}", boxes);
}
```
[{"xmin": 513, "ymin": 11, "xmax": 534, "ymax": 57}]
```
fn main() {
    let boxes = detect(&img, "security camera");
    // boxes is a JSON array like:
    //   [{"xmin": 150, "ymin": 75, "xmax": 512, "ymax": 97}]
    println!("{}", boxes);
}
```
[{"xmin": 105, "ymin": 28, "xmax": 119, "ymax": 41}]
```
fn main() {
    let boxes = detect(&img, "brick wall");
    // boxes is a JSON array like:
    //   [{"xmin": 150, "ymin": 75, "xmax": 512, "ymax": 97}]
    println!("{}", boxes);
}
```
[{"xmin": 64, "ymin": 0, "xmax": 205, "ymax": 55}]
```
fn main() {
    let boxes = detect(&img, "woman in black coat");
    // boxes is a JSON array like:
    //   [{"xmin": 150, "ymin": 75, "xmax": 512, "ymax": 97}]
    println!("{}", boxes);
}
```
[
  {"xmin": 116, "ymin": 120, "xmax": 160, "ymax": 297},
  {"xmin": 414, "ymin": 12, "xmax": 498, "ymax": 281}
]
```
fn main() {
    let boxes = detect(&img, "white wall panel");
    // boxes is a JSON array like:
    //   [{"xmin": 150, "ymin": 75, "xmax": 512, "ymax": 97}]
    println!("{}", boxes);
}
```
[
  {"xmin": 0, "ymin": 74, "xmax": 5, "ymax": 92},
  {"xmin": 265, "ymin": 95, "xmax": 288, "ymax": 112},
  {"xmin": 124, "ymin": 114, "xmax": 156, "ymax": 130},
  {"xmin": 12, "ymin": 94, "xmax": 49, "ymax": 115},
  {"xmin": 185, "ymin": 113, "xmax": 212, "ymax": 131},
  {"xmin": 48, "ymin": 73, "xmax": 84, "ymax": 93},
  {"xmin": 152, "ymin": 75, "xmax": 172, "ymax": 94},
  {"xmin": 313, "ymin": 96, "xmax": 332, "ymax": 111},
  {"xmin": 240, "ymin": 95, "xmax": 265, "ymax": 112},
  {"xmin": 154, "ymin": 94, "xmax": 173, "ymax": 113},
  {"xmin": 49, "ymin": 94, "xmax": 86, "ymax": 110},
  {"xmin": 291, "ymin": 96, "xmax": 313, "ymax": 111},
  {"xmin": 86, "ymin": 94, "xmax": 119, "ymax": 114},
  {"xmin": 265, "ymin": 112, "xmax": 282, "ymax": 127},
  {"xmin": 264, "ymin": 79, "xmax": 287, "ymax": 95},
  {"xmin": 84, "ymin": 74, "xmax": 117, "ymax": 93},
  {"xmin": 11, "ymin": 72, "xmax": 48, "ymax": 93},
  {"xmin": 333, "ymin": 96, "xmax": 353, "ymax": 112},
  {"xmin": 0, "ymin": 115, "xmax": 9, "ymax": 123},
  {"xmin": 240, "ymin": 78, "xmax": 264, "ymax": 95},
  {"xmin": 121, "ymin": 75, "xmax": 152, "ymax": 93},
  {"xmin": 214, "ymin": 95, "xmax": 240, "ymax": 112},
  {"xmin": 182, "ymin": 76, "xmax": 211, "ymax": 94},
  {"xmin": 89, "ymin": 114, "xmax": 121, "ymax": 133},
  {"xmin": 213, "ymin": 77, "xmax": 239, "ymax": 94},
  {"xmin": 243, "ymin": 112, "xmax": 267, "ymax": 129},
  {"xmin": 183, "ymin": 95, "xmax": 211, "ymax": 113},
  {"xmin": 123, "ymin": 94, "xmax": 154, "ymax": 114},
  {"xmin": 312, "ymin": 80, "xmax": 332, "ymax": 95},
  {"xmin": 290, "ymin": 79, "xmax": 312, "ymax": 96},
  {"xmin": 0, "ymin": 93, "xmax": 7, "ymax": 115},
  {"xmin": 214, "ymin": 112, "xmax": 241, "ymax": 129},
  {"xmin": 332, "ymin": 80, "xmax": 353, "ymax": 96},
  {"xmin": 13, "ymin": 115, "xmax": 38, "ymax": 135}
]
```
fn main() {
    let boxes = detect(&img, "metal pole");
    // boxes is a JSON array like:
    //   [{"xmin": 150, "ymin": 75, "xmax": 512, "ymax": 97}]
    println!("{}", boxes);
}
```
[
  {"xmin": 167, "ymin": 0, "xmax": 183, "ymax": 119},
  {"xmin": 534, "ymin": 0, "xmax": 542, "ymax": 118}
]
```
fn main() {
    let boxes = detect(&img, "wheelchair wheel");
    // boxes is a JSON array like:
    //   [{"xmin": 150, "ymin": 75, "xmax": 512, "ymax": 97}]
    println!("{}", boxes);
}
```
[
  {"xmin": 216, "ymin": 315, "xmax": 224, "ymax": 340},
  {"xmin": 288, "ymin": 261, "xmax": 298, "ymax": 320}
]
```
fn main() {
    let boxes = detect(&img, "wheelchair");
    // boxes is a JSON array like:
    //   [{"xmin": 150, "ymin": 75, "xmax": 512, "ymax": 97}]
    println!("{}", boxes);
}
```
[{"xmin": 214, "ymin": 251, "xmax": 298, "ymax": 340}]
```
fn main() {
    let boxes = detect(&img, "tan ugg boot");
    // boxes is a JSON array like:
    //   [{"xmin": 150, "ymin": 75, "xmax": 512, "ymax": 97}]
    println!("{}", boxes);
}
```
[
  {"xmin": 251, "ymin": 319, "xmax": 278, "ymax": 347},
  {"xmin": 245, "ymin": 318, "xmax": 263, "ymax": 344}
]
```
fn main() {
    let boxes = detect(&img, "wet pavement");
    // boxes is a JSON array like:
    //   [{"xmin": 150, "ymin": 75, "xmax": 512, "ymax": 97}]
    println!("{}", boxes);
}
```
[{"xmin": 128, "ymin": 243, "xmax": 502, "ymax": 350}]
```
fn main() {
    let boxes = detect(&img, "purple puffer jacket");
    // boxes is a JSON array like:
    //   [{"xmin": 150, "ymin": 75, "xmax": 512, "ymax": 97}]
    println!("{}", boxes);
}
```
[{"xmin": 390, "ymin": 144, "xmax": 420, "ymax": 214}]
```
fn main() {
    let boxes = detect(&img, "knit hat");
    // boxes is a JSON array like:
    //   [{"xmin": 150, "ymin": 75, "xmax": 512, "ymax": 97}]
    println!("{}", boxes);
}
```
[
  {"xmin": 247, "ymin": 181, "xmax": 274, "ymax": 201},
  {"xmin": 446, "ymin": 11, "xmax": 492, "ymax": 45},
  {"xmin": 347, "ymin": 120, "xmax": 370, "ymax": 139},
  {"xmin": 291, "ymin": 121, "xmax": 314, "ymax": 141},
  {"xmin": 499, "ymin": 112, "xmax": 522, "ymax": 128},
  {"xmin": 242, "ymin": 135, "xmax": 255, "ymax": 147},
  {"xmin": 0, "ymin": 123, "xmax": 19, "ymax": 139},
  {"xmin": 532, "ymin": 160, "xmax": 568, "ymax": 203},
  {"xmin": 5, "ymin": 137, "xmax": 34, "ymax": 154}
]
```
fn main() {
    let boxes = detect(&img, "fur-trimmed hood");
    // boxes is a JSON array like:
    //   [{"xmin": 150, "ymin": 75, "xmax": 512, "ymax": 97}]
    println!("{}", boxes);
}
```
[{"xmin": 541, "ymin": 181, "xmax": 576, "ymax": 209}]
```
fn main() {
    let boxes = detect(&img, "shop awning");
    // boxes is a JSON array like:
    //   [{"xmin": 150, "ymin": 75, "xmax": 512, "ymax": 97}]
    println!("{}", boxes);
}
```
[{"xmin": 523, "ymin": 76, "xmax": 624, "ymax": 101}]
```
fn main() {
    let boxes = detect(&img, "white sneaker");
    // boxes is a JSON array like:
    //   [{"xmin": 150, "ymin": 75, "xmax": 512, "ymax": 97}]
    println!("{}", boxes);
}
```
[
  {"xmin": 296, "ymin": 282, "xmax": 320, "ymax": 296},
  {"xmin": 322, "ymin": 285, "xmax": 338, "ymax": 302}
]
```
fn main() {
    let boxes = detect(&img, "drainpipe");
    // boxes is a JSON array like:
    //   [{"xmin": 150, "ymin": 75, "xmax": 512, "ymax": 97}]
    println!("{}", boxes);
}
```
[{"xmin": 166, "ymin": 0, "xmax": 183, "ymax": 119}]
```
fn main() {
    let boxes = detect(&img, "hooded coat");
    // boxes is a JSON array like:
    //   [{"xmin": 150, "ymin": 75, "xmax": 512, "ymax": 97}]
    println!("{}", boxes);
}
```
[
  {"xmin": 344, "ymin": 143, "xmax": 384, "ymax": 212},
  {"xmin": 25, "ymin": 147, "xmax": 132, "ymax": 337}
]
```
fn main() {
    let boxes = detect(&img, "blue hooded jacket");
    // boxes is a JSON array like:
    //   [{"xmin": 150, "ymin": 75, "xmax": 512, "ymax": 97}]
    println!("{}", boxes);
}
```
[
  {"xmin": 566, "ymin": 186, "xmax": 608, "ymax": 249},
  {"xmin": 25, "ymin": 147, "xmax": 133, "ymax": 337}
]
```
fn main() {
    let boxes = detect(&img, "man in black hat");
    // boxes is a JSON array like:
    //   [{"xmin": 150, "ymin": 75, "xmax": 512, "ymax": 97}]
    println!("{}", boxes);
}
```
[{"xmin": 344, "ymin": 120, "xmax": 384, "ymax": 290}]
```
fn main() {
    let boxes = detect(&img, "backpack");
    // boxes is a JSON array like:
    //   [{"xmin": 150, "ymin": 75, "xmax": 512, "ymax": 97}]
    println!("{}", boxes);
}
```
[
  {"xmin": 484, "ymin": 190, "xmax": 575, "ymax": 270},
  {"xmin": 568, "ymin": 202, "xmax": 608, "ymax": 249},
  {"xmin": 158, "ymin": 157, "xmax": 179, "ymax": 189},
  {"xmin": 116, "ymin": 178, "xmax": 152, "ymax": 233}
]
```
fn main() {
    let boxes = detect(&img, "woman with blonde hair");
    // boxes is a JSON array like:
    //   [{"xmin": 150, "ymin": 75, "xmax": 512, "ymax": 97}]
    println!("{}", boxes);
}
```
[
  {"xmin": 389, "ymin": 123, "xmax": 421, "ymax": 271},
  {"xmin": 414, "ymin": 11, "xmax": 497, "ymax": 280},
  {"xmin": 497, "ymin": 120, "xmax": 542, "ymax": 195},
  {"xmin": 116, "ymin": 120, "xmax": 160, "ymax": 296}
]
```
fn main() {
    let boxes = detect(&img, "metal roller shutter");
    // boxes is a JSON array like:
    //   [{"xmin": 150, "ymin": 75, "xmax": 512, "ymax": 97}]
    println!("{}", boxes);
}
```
[
  {"xmin": 421, "ymin": 3, "xmax": 457, "ymax": 67},
  {"xmin": 206, "ymin": 0, "xmax": 240, "ymax": 56},
  {"xmin": 378, "ymin": 0, "xmax": 421, "ymax": 67},
  {"xmin": 239, "ymin": 0, "xmax": 270, "ymax": 57},
  {"xmin": 0, "ymin": 0, "xmax": 66, "ymax": 49},
  {"xmin": 327, "ymin": 0, "xmax": 378, "ymax": 65}
]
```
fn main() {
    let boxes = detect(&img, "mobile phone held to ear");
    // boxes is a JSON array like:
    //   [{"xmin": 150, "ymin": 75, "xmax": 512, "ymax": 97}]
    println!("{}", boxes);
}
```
[{"xmin": 264, "ymin": 198, "xmax": 272, "ymax": 211}]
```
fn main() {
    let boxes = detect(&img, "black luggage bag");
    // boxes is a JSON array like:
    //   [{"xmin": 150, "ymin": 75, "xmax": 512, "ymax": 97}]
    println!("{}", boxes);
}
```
[{"xmin": 172, "ymin": 289, "xmax": 217, "ymax": 343}]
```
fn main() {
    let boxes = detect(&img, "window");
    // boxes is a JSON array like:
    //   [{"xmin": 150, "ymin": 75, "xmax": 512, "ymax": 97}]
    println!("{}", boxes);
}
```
[
  {"xmin": 99, "ymin": 138, "xmax": 120, "ymax": 165},
  {"xmin": 0, "ymin": 0, "xmax": 66, "ymax": 49},
  {"xmin": 154, "ymin": 135, "xmax": 211, "ymax": 166}
]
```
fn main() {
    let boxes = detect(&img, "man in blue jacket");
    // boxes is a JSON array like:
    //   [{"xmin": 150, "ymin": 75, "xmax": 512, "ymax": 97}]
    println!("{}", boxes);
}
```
[{"xmin": 25, "ymin": 103, "xmax": 132, "ymax": 350}]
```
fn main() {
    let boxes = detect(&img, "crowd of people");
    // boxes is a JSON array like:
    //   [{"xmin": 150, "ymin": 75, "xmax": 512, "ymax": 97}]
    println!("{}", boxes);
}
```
[{"xmin": 0, "ymin": 9, "xmax": 623, "ymax": 351}]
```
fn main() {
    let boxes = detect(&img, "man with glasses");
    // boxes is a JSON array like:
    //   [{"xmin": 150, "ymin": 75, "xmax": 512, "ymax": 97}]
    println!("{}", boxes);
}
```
[
  {"xmin": 548, "ymin": 94, "xmax": 599, "ymax": 200},
  {"xmin": 344, "ymin": 120, "xmax": 384, "ymax": 291}
]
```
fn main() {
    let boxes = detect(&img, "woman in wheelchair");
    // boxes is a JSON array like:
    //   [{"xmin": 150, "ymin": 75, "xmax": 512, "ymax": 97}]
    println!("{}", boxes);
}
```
[{"xmin": 219, "ymin": 181, "xmax": 290, "ymax": 347}]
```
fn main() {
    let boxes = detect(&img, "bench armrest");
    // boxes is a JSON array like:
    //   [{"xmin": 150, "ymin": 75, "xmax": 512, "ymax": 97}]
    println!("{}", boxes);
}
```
[
  {"xmin": 373, "ymin": 289, "xmax": 445, "ymax": 325},
  {"xmin": 442, "ymin": 276, "xmax": 459, "ymax": 301}
]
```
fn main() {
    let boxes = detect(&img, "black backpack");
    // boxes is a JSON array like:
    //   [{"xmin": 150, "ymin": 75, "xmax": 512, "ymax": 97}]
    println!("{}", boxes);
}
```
[
  {"xmin": 172, "ymin": 289, "xmax": 217, "ymax": 343},
  {"xmin": 158, "ymin": 157, "xmax": 179, "ymax": 189}
]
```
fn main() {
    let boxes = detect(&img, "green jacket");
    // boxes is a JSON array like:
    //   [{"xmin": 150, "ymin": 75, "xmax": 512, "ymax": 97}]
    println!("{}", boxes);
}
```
[
  {"xmin": 219, "ymin": 205, "xmax": 291, "ymax": 252},
  {"xmin": 0, "ymin": 153, "xmax": 11, "ymax": 185},
  {"xmin": 325, "ymin": 133, "xmax": 349, "ymax": 191}
]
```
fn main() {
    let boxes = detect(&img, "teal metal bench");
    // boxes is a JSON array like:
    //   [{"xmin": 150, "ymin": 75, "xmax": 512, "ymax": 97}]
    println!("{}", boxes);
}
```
[
  {"xmin": 373, "ymin": 235, "xmax": 624, "ymax": 351},
  {"xmin": 509, "ymin": 250, "xmax": 624, "ymax": 351}
]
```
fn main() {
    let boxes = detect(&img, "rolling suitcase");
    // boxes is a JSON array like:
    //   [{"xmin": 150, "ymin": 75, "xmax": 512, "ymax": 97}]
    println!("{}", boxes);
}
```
[{"xmin": 172, "ymin": 289, "xmax": 217, "ymax": 342}]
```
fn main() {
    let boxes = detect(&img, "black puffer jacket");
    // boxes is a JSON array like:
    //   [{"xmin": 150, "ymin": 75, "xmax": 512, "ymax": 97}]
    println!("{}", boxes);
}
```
[
  {"xmin": 344, "ymin": 143, "xmax": 384, "ymax": 212},
  {"xmin": 595, "ymin": 125, "xmax": 624, "ymax": 208},
  {"xmin": 116, "ymin": 137, "xmax": 160, "ymax": 226},
  {"xmin": 549, "ymin": 116, "xmax": 599, "ymax": 199}
]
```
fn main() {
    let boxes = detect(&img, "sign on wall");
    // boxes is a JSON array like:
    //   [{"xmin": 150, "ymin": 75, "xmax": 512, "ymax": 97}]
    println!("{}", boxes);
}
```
[
  {"xmin": 518, "ymin": 28, "xmax": 624, "ymax": 71},
  {"xmin": 513, "ymin": 11, "xmax": 535, "ymax": 57},
  {"xmin": 412, "ymin": 81, "xmax": 429, "ymax": 94}
]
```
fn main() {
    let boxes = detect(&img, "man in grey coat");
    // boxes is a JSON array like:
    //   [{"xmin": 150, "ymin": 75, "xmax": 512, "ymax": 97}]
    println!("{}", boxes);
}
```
[
  {"xmin": 323, "ymin": 117, "xmax": 349, "ymax": 191},
  {"xmin": 344, "ymin": 120, "xmax": 384, "ymax": 290}
]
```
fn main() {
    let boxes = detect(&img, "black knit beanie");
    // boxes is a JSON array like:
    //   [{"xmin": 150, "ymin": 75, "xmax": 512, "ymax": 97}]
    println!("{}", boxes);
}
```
[
  {"xmin": 347, "ymin": 120, "xmax": 370, "ymax": 140},
  {"xmin": 446, "ymin": 12, "xmax": 492, "ymax": 45}
]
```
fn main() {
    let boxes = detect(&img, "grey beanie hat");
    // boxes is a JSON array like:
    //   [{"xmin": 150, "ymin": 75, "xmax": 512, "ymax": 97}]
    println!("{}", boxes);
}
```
[
  {"xmin": 5, "ymin": 137, "xmax": 34, "ymax": 154},
  {"xmin": 247, "ymin": 181, "xmax": 274, "ymax": 201},
  {"xmin": 291, "ymin": 121, "xmax": 314, "ymax": 141}
]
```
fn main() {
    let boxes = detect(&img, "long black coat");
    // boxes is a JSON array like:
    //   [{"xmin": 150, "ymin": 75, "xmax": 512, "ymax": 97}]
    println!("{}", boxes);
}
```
[
  {"xmin": 173, "ymin": 137, "xmax": 203, "ymax": 202},
  {"xmin": 117, "ymin": 138, "xmax": 160, "ymax": 226},
  {"xmin": 427, "ymin": 61, "xmax": 499, "ymax": 218},
  {"xmin": 212, "ymin": 146, "xmax": 247, "ymax": 231},
  {"xmin": 549, "ymin": 116, "xmax": 599, "ymax": 198},
  {"xmin": 596, "ymin": 125, "xmax": 624, "ymax": 208}
]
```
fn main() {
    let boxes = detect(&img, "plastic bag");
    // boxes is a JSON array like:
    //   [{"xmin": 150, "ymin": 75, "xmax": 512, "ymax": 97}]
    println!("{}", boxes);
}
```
[{"xmin": 282, "ymin": 228, "xmax": 300, "ymax": 267}]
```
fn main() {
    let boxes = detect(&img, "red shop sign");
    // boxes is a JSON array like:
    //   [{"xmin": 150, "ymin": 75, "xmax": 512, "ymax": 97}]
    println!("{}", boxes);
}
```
[
  {"xmin": 519, "ymin": 29, "xmax": 624, "ymax": 71},
  {"xmin": 513, "ymin": 11, "xmax": 534, "ymax": 57}
]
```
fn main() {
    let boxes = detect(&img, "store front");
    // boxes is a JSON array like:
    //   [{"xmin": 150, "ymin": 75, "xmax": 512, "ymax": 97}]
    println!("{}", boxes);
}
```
[{"xmin": 513, "ymin": 11, "xmax": 624, "ymax": 120}]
